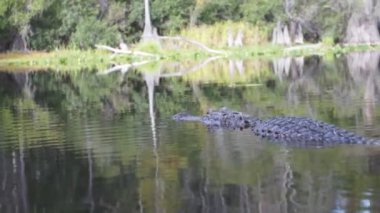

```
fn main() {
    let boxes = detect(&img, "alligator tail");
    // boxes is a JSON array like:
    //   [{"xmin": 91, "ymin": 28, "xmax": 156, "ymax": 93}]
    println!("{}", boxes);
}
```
[
  {"xmin": 364, "ymin": 139, "xmax": 380, "ymax": 146},
  {"xmin": 348, "ymin": 137, "xmax": 380, "ymax": 145}
]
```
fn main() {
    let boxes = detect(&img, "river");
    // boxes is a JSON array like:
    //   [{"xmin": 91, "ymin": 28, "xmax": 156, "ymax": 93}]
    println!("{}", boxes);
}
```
[{"xmin": 0, "ymin": 52, "xmax": 380, "ymax": 212}]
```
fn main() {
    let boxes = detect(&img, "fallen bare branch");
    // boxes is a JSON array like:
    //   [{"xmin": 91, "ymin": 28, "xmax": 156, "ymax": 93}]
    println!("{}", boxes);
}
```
[{"xmin": 95, "ymin": 44, "xmax": 158, "ymax": 58}]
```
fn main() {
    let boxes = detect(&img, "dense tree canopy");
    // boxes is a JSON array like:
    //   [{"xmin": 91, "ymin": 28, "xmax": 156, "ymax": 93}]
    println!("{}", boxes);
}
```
[{"xmin": 0, "ymin": 0, "xmax": 378, "ymax": 51}]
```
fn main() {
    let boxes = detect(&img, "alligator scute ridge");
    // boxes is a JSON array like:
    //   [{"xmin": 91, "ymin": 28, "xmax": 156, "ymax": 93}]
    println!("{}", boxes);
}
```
[{"xmin": 172, "ymin": 107, "xmax": 380, "ymax": 146}]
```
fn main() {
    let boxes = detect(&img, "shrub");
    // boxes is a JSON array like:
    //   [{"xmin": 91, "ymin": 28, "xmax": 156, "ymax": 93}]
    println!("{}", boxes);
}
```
[{"xmin": 70, "ymin": 17, "xmax": 121, "ymax": 49}]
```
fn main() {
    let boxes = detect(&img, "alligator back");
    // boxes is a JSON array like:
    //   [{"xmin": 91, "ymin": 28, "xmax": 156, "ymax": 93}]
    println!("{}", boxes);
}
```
[
  {"xmin": 253, "ymin": 116, "xmax": 379, "ymax": 145},
  {"xmin": 203, "ymin": 108, "xmax": 258, "ymax": 129}
]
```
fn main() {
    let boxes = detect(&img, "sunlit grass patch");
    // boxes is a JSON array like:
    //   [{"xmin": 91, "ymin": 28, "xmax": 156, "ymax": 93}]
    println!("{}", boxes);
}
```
[
  {"xmin": 178, "ymin": 21, "xmax": 269, "ymax": 49},
  {"xmin": 0, "ymin": 49, "xmax": 133, "ymax": 72}
]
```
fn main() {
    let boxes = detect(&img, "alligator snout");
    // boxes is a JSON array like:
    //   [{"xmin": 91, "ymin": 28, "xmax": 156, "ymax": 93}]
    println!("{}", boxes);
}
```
[{"xmin": 172, "ymin": 112, "xmax": 190, "ymax": 120}]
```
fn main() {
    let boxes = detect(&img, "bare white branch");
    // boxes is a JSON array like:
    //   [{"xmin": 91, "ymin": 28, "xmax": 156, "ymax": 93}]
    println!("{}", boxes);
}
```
[{"xmin": 95, "ymin": 44, "xmax": 158, "ymax": 58}]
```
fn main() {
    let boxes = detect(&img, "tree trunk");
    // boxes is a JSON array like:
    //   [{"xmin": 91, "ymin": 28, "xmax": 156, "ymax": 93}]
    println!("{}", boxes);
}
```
[
  {"xmin": 293, "ymin": 23, "xmax": 304, "ymax": 44},
  {"xmin": 344, "ymin": 0, "xmax": 380, "ymax": 44},
  {"xmin": 11, "ymin": 25, "xmax": 30, "ymax": 51},
  {"xmin": 283, "ymin": 25, "xmax": 291, "ymax": 46},
  {"xmin": 364, "ymin": 0, "xmax": 374, "ymax": 15},
  {"xmin": 189, "ymin": 7, "xmax": 200, "ymax": 27},
  {"xmin": 11, "ymin": 34, "xmax": 28, "ymax": 51},
  {"xmin": 142, "ymin": 0, "xmax": 157, "ymax": 41},
  {"xmin": 344, "ymin": 13, "xmax": 380, "ymax": 44},
  {"xmin": 227, "ymin": 29, "xmax": 234, "ymax": 47},
  {"xmin": 234, "ymin": 30, "xmax": 244, "ymax": 47},
  {"xmin": 98, "ymin": 0, "xmax": 109, "ymax": 17},
  {"xmin": 272, "ymin": 22, "xmax": 292, "ymax": 46}
]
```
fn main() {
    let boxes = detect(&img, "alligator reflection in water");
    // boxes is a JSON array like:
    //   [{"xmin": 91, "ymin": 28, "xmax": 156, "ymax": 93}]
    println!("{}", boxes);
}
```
[{"xmin": 173, "ymin": 107, "xmax": 380, "ymax": 147}]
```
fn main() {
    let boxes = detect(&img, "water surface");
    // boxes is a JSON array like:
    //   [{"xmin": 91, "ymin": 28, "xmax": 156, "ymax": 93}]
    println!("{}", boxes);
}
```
[{"xmin": 1, "ymin": 52, "xmax": 380, "ymax": 212}]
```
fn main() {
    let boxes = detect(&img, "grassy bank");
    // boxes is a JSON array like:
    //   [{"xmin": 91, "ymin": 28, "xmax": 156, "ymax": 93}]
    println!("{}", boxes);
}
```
[
  {"xmin": 2, "ymin": 21, "xmax": 380, "ymax": 72},
  {"xmin": 0, "ymin": 49, "xmax": 134, "ymax": 72},
  {"xmin": 1, "ymin": 42, "xmax": 380, "ymax": 72}
]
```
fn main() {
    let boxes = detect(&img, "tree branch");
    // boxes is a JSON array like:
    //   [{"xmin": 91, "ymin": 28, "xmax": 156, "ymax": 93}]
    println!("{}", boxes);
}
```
[{"xmin": 95, "ymin": 44, "xmax": 158, "ymax": 58}]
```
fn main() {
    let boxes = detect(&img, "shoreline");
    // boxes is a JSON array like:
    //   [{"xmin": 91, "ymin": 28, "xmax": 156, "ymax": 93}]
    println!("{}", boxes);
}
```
[{"xmin": 0, "ymin": 42, "xmax": 379, "ymax": 72}]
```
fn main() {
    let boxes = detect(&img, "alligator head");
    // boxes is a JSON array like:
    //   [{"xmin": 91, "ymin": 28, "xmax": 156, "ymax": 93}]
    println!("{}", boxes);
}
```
[
  {"xmin": 172, "ymin": 112, "xmax": 202, "ymax": 121},
  {"xmin": 173, "ymin": 108, "xmax": 260, "ymax": 130}
]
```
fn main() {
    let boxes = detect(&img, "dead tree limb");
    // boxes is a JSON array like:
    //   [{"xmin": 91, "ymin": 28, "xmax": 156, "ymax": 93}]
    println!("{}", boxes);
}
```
[
  {"xmin": 95, "ymin": 44, "xmax": 158, "ymax": 58},
  {"xmin": 158, "ymin": 36, "xmax": 226, "ymax": 55}
]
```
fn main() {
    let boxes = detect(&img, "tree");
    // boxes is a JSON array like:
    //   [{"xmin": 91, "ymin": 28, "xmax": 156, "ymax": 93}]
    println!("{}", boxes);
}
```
[
  {"xmin": 0, "ymin": 0, "xmax": 53, "ymax": 50},
  {"xmin": 142, "ymin": 0, "xmax": 157, "ymax": 41},
  {"xmin": 344, "ymin": 0, "xmax": 380, "ymax": 43},
  {"xmin": 30, "ymin": 0, "xmax": 121, "ymax": 49}
]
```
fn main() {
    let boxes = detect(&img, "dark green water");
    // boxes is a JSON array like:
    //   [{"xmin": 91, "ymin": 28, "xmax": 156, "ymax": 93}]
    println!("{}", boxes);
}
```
[{"xmin": 1, "ymin": 52, "xmax": 380, "ymax": 212}]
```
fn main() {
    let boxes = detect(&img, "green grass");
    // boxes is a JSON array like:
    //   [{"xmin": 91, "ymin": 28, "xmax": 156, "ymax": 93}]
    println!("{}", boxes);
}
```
[
  {"xmin": 0, "ymin": 49, "xmax": 136, "ymax": 72},
  {"xmin": 178, "ymin": 21, "xmax": 269, "ymax": 48}
]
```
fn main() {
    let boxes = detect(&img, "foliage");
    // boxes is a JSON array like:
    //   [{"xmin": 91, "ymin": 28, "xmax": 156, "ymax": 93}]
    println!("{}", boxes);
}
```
[
  {"xmin": 0, "ymin": 0, "xmax": 52, "ymax": 28},
  {"xmin": 70, "ymin": 17, "xmax": 121, "ymax": 49},
  {"xmin": 0, "ymin": 0, "xmax": 379, "ymax": 51},
  {"xmin": 197, "ymin": 0, "xmax": 243, "ymax": 24},
  {"xmin": 0, "ymin": 0, "xmax": 53, "ymax": 50},
  {"xmin": 240, "ymin": 0, "xmax": 283, "ymax": 25},
  {"xmin": 151, "ymin": 0, "xmax": 194, "ymax": 33},
  {"xmin": 30, "ymin": 0, "xmax": 117, "ymax": 50}
]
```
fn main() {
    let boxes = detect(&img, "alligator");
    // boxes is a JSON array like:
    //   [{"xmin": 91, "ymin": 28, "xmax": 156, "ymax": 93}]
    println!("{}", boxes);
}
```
[{"xmin": 172, "ymin": 107, "xmax": 380, "ymax": 146}]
